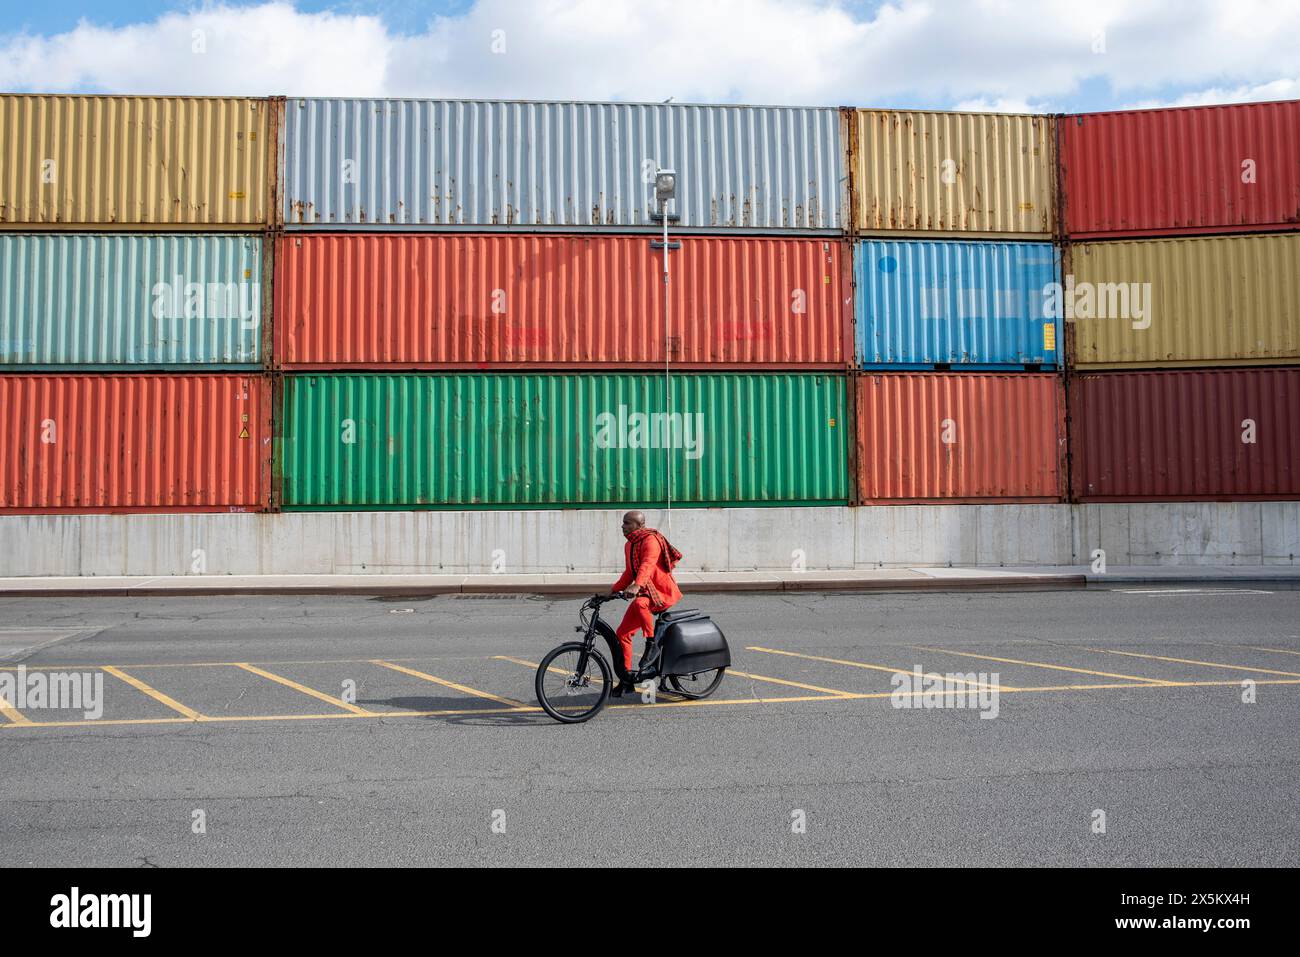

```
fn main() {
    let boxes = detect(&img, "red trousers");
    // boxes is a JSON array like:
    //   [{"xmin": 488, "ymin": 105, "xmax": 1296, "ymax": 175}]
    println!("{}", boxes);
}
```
[{"xmin": 613, "ymin": 596, "xmax": 658, "ymax": 672}]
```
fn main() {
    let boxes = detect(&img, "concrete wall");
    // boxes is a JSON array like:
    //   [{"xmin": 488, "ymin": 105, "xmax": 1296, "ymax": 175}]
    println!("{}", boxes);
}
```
[
  {"xmin": 1072, "ymin": 502, "xmax": 1300, "ymax": 566},
  {"xmin": 2, "ymin": 503, "xmax": 1297, "ymax": 577}
]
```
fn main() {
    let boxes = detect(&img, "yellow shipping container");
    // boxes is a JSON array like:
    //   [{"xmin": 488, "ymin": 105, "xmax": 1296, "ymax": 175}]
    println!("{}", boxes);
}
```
[
  {"xmin": 1070, "ymin": 233, "xmax": 1300, "ymax": 368},
  {"xmin": 0, "ymin": 95, "xmax": 274, "ymax": 229},
  {"xmin": 844, "ymin": 108, "xmax": 1055, "ymax": 238}
]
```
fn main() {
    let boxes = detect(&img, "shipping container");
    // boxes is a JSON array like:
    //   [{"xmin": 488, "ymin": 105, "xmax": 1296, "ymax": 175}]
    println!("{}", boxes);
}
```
[
  {"xmin": 1069, "ymin": 233, "xmax": 1300, "ymax": 368},
  {"xmin": 845, "ymin": 108, "xmax": 1055, "ymax": 237},
  {"xmin": 854, "ymin": 372, "xmax": 1065, "ymax": 503},
  {"xmin": 280, "ymin": 373, "xmax": 848, "ymax": 508},
  {"xmin": 0, "ymin": 374, "xmax": 270, "ymax": 512},
  {"xmin": 1069, "ymin": 369, "xmax": 1300, "ymax": 501},
  {"xmin": 0, "ymin": 95, "xmax": 274, "ymax": 229},
  {"xmin": 1060, "ymin": 99, "xmax": 1300, "ymax": 239},
  {"xmin": 853, "ymin": 238, "xmax": 1059, "ymax": 368},
  {"xmin": 275, "ymin": 233, "xmax": 850, "ymax": 369},
  {"xmin": 0, "ymin": 233, "xmax": 264, "ymax": 369},
  {"xmin": 281, "ymin": 99, "xmax": 841, "ymax": 231}
]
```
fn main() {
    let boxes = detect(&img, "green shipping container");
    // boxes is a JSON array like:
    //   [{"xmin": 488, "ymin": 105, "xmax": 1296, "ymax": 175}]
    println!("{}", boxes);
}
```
[{"xmin": 280, "ymin": 373, "xmax": 848, "ymax": 508}]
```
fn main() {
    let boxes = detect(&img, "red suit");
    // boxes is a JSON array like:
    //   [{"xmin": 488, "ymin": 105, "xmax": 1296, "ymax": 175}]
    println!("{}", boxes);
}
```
[{"xmin": 610, "ymin": 527, "xmax": 683, "ymax": 674}]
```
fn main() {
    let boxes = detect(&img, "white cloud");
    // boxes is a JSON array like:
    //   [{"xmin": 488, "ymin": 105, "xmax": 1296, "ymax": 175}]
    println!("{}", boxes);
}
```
[
  {"xmin": 1124, "ymin": 78, "xmax": 1300, "ymax": 110},
  {"xmin": 952, "ymin": 97, "xmax": 1049, "ymax": 114},
  {"xmin": 0, "ymin": 3, "xmax": 392, "ymax": 97},
  {"xmin": 0, "ymin": 0, "xmax": 1297, "ymax": 111}
]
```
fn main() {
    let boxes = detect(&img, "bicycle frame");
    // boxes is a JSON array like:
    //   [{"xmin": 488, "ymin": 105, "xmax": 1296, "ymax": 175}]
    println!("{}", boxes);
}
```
[{"xmin": 574, "ymin": 594, "xmax": 617, "ymax": 680}]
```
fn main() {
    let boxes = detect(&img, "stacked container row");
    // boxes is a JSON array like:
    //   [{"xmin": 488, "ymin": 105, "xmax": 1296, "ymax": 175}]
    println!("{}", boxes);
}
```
[
  {"xmin": 0, "ymin": 95, "xmax": 276, "ymax": 511},
  {"xmin": 279, "ymin": 373, "xmax": 847, "ymax": 508},
  {"xmin": 274, "ymin": 232, "xmax": 850, "ymax": 369},
  {"xmin": 6, "ymin": 93, "xmax": 1297, "ymax": 514},
  {"xmin": 1060, "ymin": 99, "xmax": 1300, "ymax": 501}
]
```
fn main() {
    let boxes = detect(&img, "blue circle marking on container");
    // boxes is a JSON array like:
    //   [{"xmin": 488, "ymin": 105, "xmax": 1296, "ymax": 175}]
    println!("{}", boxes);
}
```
[{"xmin": 878, "ymin": 256, "xmax": 897, "ymax": 274}]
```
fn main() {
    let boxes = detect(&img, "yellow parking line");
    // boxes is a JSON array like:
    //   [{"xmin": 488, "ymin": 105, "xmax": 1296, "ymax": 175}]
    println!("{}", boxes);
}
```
[
  {"xmin": 103, "ymin": 665, "xmax": 204, "ymax": 720},
  {"xmin": 372, "ymin": 659, "xmax": 529, "ymax": 709},
  {"xmin": 611, "ymin": 693, "xmax": 866, "ymax": 708},
  {"xmin": 2, "ymin": 716, "xmax": 194, "ymax": 729},
  {"xmin": 1085, "ymin": 648, "xmax": 1300, "ymax": 678},
  {"xmin": 498, "ymin": 651, "xmax": 856, "ymax": 699},
  {"xmin": 1242, "ymin": 645, "xmax": 1300, "ymax": 658},
  {"xmin": 0, "ymin": 694, "xmax": 35, "ymax": 726},
  {"xmin": 493, "ymin": 655, "xmax": 605, "ymax": 686},
  {"xmin": 727, "ymin": 670, "xmax": 858, "ymax": 698},
  {"xmin": 912, "ymin": 646, "xmax": 1173, "ymax": 686},
  {"xmin": 494, "ymin": 654, "xmax": 849, "ymax": 703},
  {"xmin": 235, "ymin": 663, "xmax": 374, "ymax": 715},
  {"xmin": 18, "ymin": 654, "xmax": 530, "ymax": 671},
  {"xmin": 747, "ymin": 646, "xmax": 1013, "ymax": 690},
  {"xmin": 3, "ymin": 675, "xmax": 1300, "ymax": 731}
]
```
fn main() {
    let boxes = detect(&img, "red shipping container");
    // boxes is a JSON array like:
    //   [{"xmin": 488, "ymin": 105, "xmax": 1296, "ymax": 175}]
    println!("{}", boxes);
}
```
[
  {"xmin": 854, "ymin": 373, "xmax": 1065, "ymax": 503},
  {"xmin": 1070, "ymin": 369, "xmax": 1300, "ymax": 501},
  {"xmin": 274, "ymin": 233, "xmax": 851, "ymax": 369},
  {"xmin": 0, "ymin": 374, "xmax": 270, "ymax": 512},
  {"xmin": 1060, "ymin": 99, "xmax": 1300, "ymax": 239}
]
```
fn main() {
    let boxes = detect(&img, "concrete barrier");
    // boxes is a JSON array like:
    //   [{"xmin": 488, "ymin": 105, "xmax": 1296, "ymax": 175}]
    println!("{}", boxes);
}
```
[{"xmin": 1, "ymin": 503, "xmax": 1297, "ymax": 577}]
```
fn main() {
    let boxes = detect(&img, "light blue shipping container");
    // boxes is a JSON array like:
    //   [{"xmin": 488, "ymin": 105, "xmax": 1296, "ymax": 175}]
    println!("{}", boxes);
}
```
[
  {"xmin": 282, "ymin": 98, "xmax": 842, "ymax": 232},
  {"xmin": 853, "ymin": 239, "xmax": 1060, "ymax": 369},
  {"xmin": 0, "ymin": 233, "xmax": 262, "ymax": 369}
]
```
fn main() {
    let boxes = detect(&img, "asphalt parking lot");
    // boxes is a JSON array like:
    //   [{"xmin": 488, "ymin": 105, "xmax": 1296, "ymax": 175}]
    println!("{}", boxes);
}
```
[{"xmin": 2, "ymin": 586, "xmax": 1297, "ymax": 866}]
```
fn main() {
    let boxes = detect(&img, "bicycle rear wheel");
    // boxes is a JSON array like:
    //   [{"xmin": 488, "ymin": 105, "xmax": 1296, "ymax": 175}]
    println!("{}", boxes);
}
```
[
  {"xmin": 668, "ymin": 668, "xmax": 726, "ymax": 700},
  {"xmin": 535, "ymin": 642, "xmax": 612, "ymax": 723}
]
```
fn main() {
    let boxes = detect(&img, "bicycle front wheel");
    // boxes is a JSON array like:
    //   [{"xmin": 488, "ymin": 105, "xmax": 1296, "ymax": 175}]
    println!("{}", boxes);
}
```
[{"xmin": 535, "ymin": 642, "xmax": 612, "ymax": 724}]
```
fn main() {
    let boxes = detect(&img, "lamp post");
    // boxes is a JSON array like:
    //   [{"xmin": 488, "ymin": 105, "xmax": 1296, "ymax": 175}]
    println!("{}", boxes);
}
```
[{"xmin": 653, "ymin": 169, "xmax": 678, "ymax": 532}]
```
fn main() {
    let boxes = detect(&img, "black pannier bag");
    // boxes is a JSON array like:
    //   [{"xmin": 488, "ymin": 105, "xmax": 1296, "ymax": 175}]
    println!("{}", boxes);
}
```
[{"xmin": 655, "ymin": 609, "xmax": 731, "ymax": 675}]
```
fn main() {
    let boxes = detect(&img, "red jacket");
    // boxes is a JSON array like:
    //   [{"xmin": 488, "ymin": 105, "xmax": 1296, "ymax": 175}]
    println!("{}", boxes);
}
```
[{"xmin": 612, "ymin": 529, "xmax": 682, "ymax": 611}]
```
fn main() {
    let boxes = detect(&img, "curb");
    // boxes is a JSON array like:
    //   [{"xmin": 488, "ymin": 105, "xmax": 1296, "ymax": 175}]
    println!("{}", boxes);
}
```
[
  {"xmin": 0, "ymin": 574, "xmax": 1088, "ymax": 599},
  {"xmin": 1086, "ymin": 576, "xmax": 1299, "ymax": 586}
]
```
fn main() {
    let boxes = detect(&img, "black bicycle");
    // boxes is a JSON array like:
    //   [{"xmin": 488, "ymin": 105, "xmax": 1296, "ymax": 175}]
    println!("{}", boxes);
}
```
[{"xmin": 534, "ymin": 594, "xmax": 731, "ymax": 724}]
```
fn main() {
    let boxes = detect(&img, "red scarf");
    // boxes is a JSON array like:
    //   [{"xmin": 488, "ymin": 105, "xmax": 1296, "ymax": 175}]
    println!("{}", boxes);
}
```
[{"xmin": 626, "ymin": 527, "xmax": 682, "ymax": 606}]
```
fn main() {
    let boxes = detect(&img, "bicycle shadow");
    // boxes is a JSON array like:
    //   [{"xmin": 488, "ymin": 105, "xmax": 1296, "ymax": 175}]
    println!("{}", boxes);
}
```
[
  {"xmin": 360, "ymin": 694, "xmax": 554, "ymax": 727},
  {"xmin": 359, "ymin": 685, "xmax": 689, "ymax": 728}
]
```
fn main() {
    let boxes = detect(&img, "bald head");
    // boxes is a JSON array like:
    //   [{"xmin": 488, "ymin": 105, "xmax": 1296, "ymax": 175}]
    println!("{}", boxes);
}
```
[{"xmin": 621, "ymin": 511, "xmax": 646, "ymax": 536}]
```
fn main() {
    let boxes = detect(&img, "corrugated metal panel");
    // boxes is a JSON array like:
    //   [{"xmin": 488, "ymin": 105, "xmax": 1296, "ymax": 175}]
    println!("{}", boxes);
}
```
[
  {"xmin": 275, "ymin": 233, "xmax": 849, "ymax": 368},
  {"xmin": 1070, "ymin": 233, "xmax": 1300, "ymax": 368},
  {"xmin": 0, "ymin": 233, "xmax": 263, "ymax": 368},
  {"xmin": 0, "ymin": 95, "xmax": 272, "ymax": 228},
  {"xmin": 282, "ymin": 99, "xmax": 841, "ymax": 231},
  {"xmin": 854, "ymin": 239, "xmax": 1059, "ymax": 368},
  {"xmin": 1061, "ymin": 99, "xmax": 1300, "ymax": 239},
  {"xmin": 847, "ymin": 109, "xmax": 1055, "ymax": 237},
  {"xmin": 0, "ymin": 374, "xmax": 271, "ymax": 511},
  {"xmin": 855, "ymin": 372, "xmax": 1064, "ymax": 502},
  {"xmin": 280, "ymin": 373, "xmax": 848, "ymax": 508},
  {"xmin": 1069, "ymin": 369, "xmax": 1300, "ymax": 501}
]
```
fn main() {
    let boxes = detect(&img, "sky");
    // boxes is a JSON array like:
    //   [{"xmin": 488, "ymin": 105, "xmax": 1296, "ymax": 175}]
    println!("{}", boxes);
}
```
[{"xmin": 1, "ymin": 0, "xmax": 1298, "ymax": 113}]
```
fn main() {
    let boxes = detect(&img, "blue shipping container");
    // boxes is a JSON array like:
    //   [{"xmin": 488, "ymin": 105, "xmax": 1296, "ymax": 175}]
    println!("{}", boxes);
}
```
[
  {"xmin": 853, "ymin": 239, "xmax": 1060, "ymax": 369},
  {"xmin": 0, "ymin": 233, "xmax": 262, "ymax": 369}
]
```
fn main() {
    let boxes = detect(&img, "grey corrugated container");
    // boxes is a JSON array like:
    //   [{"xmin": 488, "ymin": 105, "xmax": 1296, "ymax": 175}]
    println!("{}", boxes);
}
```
[{"xmin": 281, "ymin": 98, "xmax": 842, "ymax": 232}]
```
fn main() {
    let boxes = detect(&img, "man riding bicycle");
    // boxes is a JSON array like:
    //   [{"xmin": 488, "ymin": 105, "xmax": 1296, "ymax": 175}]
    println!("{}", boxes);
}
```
[{"xmin": 608, "ymin": 510, "xmax": 683, "ymax": 697}]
